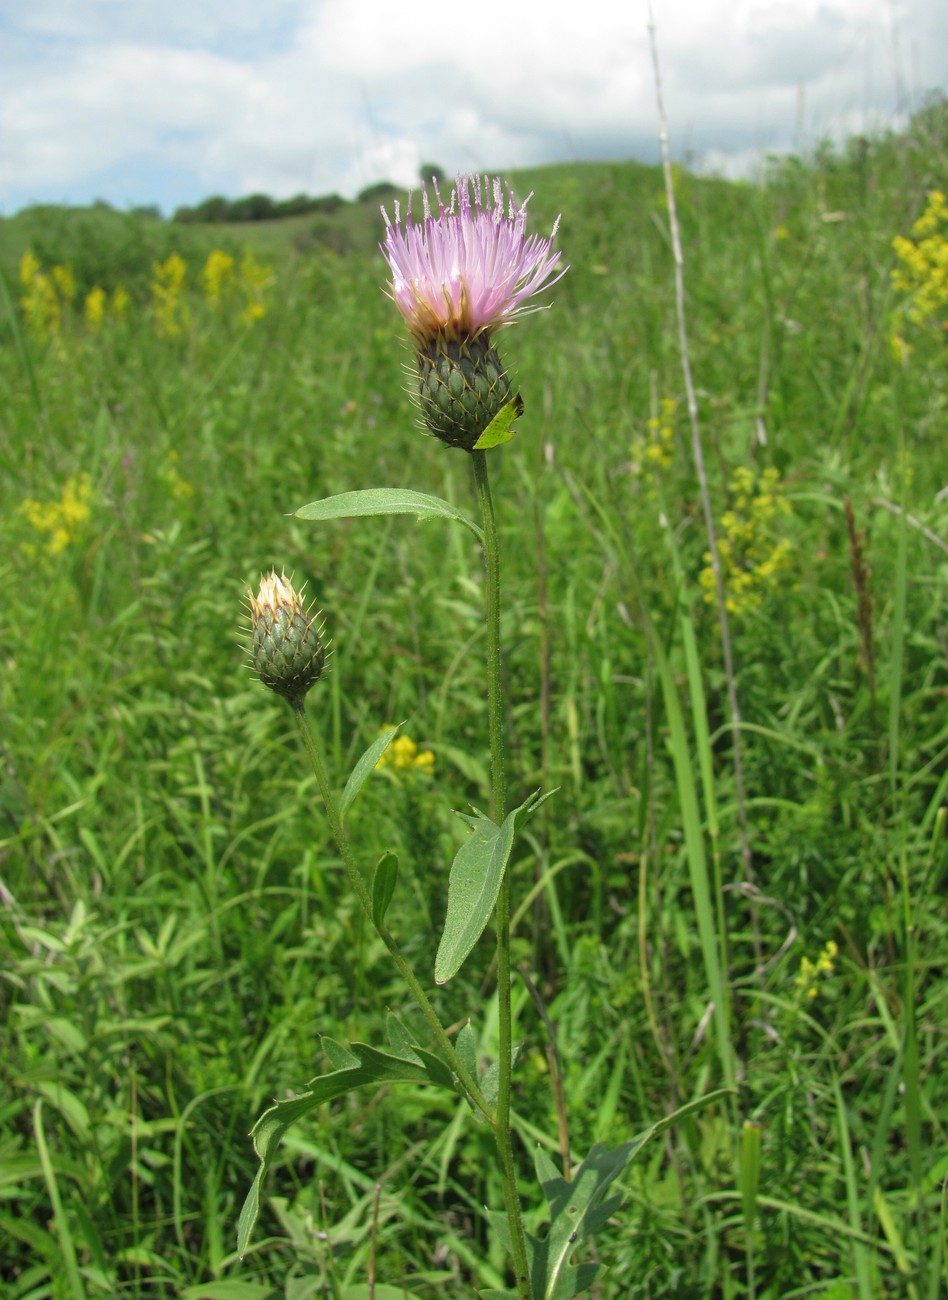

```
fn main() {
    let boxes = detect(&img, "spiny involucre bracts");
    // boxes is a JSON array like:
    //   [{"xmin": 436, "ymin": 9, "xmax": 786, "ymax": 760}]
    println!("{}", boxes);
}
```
[{"xmin": 248, "ymin": 570, "xmax": 326, "ymax": 707}]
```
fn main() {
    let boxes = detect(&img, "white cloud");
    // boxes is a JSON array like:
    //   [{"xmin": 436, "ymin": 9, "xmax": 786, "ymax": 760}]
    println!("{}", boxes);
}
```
[{"xmin": 0, "ymin": 0, "xmax": 943, "ymax": 215}]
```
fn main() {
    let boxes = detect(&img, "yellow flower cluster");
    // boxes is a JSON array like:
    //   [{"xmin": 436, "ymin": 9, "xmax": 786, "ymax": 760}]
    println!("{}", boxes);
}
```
[
  {"xmin": 20, "ymin": 472, "xmax": 94, "ymax": 556},
  {"xmin": 202, "ymin": 249, "xmax": 236, "ymax": 302},
  {"xmin": 16, "ymin": 246, "xmax": 269, "ymax": 344},
  {"xmin": 19, "ymin": 251, "xmax": 130, "ymax": 341},
  {"xmin": 376, "ymin": 734, "xmax": 435, "ymax": 775},
  {"xmin": 630, "ymin": 396, "xmax": 677, "ymax": 491},
  {"xmin": 700, "ymin": 466, "xmax": 793, "ymax": 616},
  {"xmin": 890, "ymin": 189, "xmax": 948, "ymax": 356},
  {"xmin": 152, "ymin": 252, "xmax": 189, "ymax": 338},
  {"xmin": 84, "ymin": 282, "xmax": 131, "ymax": 329},
  {"xmin": 200, "ymin": 248, "xmax": 271, "ymax": 325},
  {"xmin": 795, "ymin": 939, "xmax": 838, "ymax": 1000},
  {"xmin": 19, "ymin": 251, "xmax": 67, "ymax": 341},
  {"xmin": 85, "ymin": 286, "xmax": 106, "ymax": 330}
]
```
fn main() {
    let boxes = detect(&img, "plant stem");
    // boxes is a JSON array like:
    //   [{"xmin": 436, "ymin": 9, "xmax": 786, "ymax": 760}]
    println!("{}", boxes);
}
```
[
  {"xmin": 472, "ymin": 449, "xmax": 531, "ymax": 1300},
  {"xmin": 290, "ymin": 700, "xmax": 493, "ymax": 1125}
]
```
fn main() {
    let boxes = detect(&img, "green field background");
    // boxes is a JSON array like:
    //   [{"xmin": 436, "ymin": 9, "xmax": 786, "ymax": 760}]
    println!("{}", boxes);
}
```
[{"xmin": 1, "ymin": 99, "xmax": 946, "ymax": 1298}]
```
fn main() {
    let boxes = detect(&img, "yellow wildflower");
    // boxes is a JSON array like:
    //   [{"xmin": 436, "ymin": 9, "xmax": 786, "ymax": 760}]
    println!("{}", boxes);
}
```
[
  {"xmin": 85, "ymin": 286, "xmax": 106, "ymax": 330},
  {"xmin": 795, "ymin": 940, "xmax": 838, "ymax": 1000},
  {"xmin": 20, "ymin": 473, "xmax": 94, "ymax": 556},
  {"xmin": 202, "ymin": 249, "xmax": 236, "ymax": 304},
  {"xmin": 376, "ymin": 732, "xmax": 435, "ymax": 774},
  {"xmin": 19, "ymin": 251, "xmax": 61, "ymax": 341},
  {"xmin": 700, "ymin": 466, "xmax": 793, "ymax": 616},
  {"xmin": 891, "ymin": 189, "xmax": 948, "ymax": 336},
  {"xmin": 19, "ymin": 250, "xmax": 41, "ymax": 286},
  {"xmin": 630, "ymin": 395, "xmax": 677, "ymax": 492},
  {"xmin": 151, "ymin": 252, "xmax": 189, "ymax": 337}
]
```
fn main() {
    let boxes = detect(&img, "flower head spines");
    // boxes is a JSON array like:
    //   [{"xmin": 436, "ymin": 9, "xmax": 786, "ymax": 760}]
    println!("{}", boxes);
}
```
[
  {"xmin": 381, "ymin": 174, "xmax": 566, "ymax": 344},
  {"xmin": 381, "ymin": 174, "xmax": 565, "ymax": 450},
  {"xmin": 248, "ymin": 570, "xmax": 326, "ymax": 707},
  {"xmin": 417, "ymin": 335, "xmax": 513, "ymax": 450}
]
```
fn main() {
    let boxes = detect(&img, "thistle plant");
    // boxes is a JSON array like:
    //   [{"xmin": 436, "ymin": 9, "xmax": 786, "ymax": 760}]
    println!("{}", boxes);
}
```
[
  {"xmin": 381, "ymin": 175, "xmax": 565, "ymax": 450},
  {"xmin": 240, "ymin": 175, "xmax": 713, "ymax": 1298}
]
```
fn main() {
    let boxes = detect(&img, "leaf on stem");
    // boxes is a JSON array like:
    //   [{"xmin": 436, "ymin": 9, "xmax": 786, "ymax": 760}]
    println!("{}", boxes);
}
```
[
  {"xmin": 340, "ymin": 725, "xmax": 401, "ymax": 821},
  {"xmin": 435, "ymin": 789, "xmax": 554, "ymax": 985},
  {"xmin": 295, "ymin": 488, "xmax": 483, "ymax": 541},
  {"xmin": 455, "ymin": 1021, "xmax": 477, "ymax": 1082},
  {"xmin": 238, "ymin": 1041, "xmax": 436, "ymax": 1256},
  {"xmin": 509, "ymin": 1092, "xmax": 732, "ymax": 1298},
  {"xmin": 372, "ymin": 850, "xmax": 399, "ymax": 928},
  {"xmin": 473, "ymin": 394, "xmax": 525, "ymax": 450}
]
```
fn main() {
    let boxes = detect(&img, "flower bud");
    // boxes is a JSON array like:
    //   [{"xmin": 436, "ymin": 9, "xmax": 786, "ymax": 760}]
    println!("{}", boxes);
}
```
[
  {"xmin": 248, "ymin": 570, "xmax": 325, "ymax": 706},
  {"xmin": 416, "ymin": 334, "xmax": 512, "ymax": 451}
]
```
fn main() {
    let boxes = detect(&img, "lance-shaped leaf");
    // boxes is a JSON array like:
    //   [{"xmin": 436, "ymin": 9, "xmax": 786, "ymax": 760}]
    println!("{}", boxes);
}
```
[
  {"xmin": 340, "ymin": 724, "xmax": 401, "ymax": 821},
  {"xmin": 238, "ymin": 1042, "xmax": 430, "ymax": 1256},
  {"xmin": 435, "ymin": 789, "xmax": 554, "ymax": 985},
  {"xmin": 527, "ymin": 1142, "xmax": 641, "ymax": 1298},
  {"xmin": 295, "ymin": 488, "xmax": 483, "ymax": 542},
  {"xmin": 372, "ymin": 851, "xmax": 399, "ymax": 928}
]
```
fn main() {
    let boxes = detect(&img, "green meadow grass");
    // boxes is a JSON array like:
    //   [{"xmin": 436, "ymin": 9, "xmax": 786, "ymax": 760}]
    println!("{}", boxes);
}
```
[{"xmin": 1, "ymin": 99, "xmax": 946, "ymax": 1298}]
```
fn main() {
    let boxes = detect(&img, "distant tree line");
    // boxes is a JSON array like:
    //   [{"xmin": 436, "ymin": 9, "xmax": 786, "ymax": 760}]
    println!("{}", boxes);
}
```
[
  {"xmin": 173, "ymin": 192, "xmax": 346, "ymax": 224},
  {"xmin": 172, "ymin": 166, "xmax": 446, "ymax": 225}
]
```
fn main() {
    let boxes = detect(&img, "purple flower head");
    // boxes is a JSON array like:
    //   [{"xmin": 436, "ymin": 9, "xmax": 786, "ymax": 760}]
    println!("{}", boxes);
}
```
[{"xmin": 381, "ymin": 175, "xmax": 566, "ymax": 343}]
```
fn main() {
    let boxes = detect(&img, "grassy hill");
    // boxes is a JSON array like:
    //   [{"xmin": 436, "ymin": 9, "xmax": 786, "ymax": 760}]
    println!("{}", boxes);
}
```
[{"xmin": 1, "ymin": 99, "xmax": 946, "ymax": 1297}]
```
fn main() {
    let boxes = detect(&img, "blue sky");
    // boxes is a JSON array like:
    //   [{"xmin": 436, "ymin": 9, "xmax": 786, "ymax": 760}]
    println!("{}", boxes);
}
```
[{"xmin": 0, "ymin": 0, "xmax": 944, "ymax": 216}]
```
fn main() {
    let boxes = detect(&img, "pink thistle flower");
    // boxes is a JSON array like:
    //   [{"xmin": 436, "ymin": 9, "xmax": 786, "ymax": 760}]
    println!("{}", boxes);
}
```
[
  {"xmin": 380, "ymin": 175, "xmax": 567, "ymax": 451},
  {"xmin": 381, "ymin": 175, "xmax": 566, "ymax": 343}
]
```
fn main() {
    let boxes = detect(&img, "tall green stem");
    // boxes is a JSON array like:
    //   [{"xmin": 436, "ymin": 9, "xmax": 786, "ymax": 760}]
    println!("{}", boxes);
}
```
[
  {"xmin": 472, "ymin": 449, "xmax": 531, "ymax": 1300},
  {"xmin": 290, "ymin": 701, "xmax": 492, "ymax": 1125}
]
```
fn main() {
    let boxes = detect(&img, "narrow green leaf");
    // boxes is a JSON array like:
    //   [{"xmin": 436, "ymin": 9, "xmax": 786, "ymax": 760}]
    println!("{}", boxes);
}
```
[
  {"xmin": 33, "ymin": 1102, "xmax": 85, "ymax": 1300},
  {"xmin": 435, "ymin": 790, "xmax": 550, "ymax": 985},
  {"xmin": 237, "ymin": 1044, "xmax": 430, "ymax": 1256},
  {"xmin": 340, "ymin": 725, "xmax": 400, "ymax": 821},
  {"xmin": 833, "ymin": 1074, "xmax": 874, "ymax": 1299},
  {"xmin": 295, "ymin": 488, "xmax": 483, "ymax": 541},
  {"xmin": 473, "ymin": 394, "xmax": 525, "ymax": 450},
  {"xmin": 434, "ymin": 813, "xmax": 503, "ymax": 985},
  {"xmin": 33, "ymin": 1082, "xmax": 91, "ymax": 1143},
  {"xmin": 182, "ymin": 1283, "xmax": 280, "ymax": 1299},
  {"xmin": 372, "ymin": 851, "xmax": 399, "ymax": 928},
  {"xmin": 739, "ymin": 1120, "xmax": 762, "ymax": 1231},
  {"xmin": 651, "ymin": 628, "xmax": 735, "ymax": 1091},
  {"xmin": 455, "ymin": 1021, "xmax": 477, "ymax": 1082}
]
